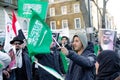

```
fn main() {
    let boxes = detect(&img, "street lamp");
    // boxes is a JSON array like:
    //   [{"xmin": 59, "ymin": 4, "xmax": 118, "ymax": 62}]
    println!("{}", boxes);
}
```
[{"xmin": 88, "ymin": 0, "xmax": 93, "ymax": 41}]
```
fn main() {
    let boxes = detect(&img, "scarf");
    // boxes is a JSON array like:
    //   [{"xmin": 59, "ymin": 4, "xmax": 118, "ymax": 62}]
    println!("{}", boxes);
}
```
[
  {"xmin": 16, "ymin": 49, "xmax": 23, "ymax": 68},
  {"xmin": 96, "ymin": 50, "xmax": 120, "ymax": 80}
]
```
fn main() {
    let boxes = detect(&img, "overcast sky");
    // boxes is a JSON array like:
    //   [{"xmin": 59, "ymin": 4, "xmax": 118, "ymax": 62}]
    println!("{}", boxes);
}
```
[{"xmin": 107, "ymin": 0, "xmax": 120, "ymax": 31}]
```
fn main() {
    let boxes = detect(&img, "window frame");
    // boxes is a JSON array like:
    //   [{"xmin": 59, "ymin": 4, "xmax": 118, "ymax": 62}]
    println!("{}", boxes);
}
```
[
  {"xmin": 50, "ymin": 21, "xmax": 56, "ymax": 30},
  {"xmin": 62, "ymin": 20, "xmax": 68, "ymax": 29},
  {"xmin": 61, "ymin": 6, "xmax": 67, "ymax": 15},
  {"xmin": 50, "ymin": 7, "xmax": 55, "ymax": 16},
  {"xmin": 73, "ymin": 3, "xmax": 80, "ymax": 13},
  {"xmin": 74, "ymin": 18, "xmax": 81, "ymax": 29}
]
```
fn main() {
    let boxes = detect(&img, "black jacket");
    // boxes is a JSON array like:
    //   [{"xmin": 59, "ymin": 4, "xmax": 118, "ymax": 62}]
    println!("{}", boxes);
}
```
[
  {"xmin": 96, "ymin": 50, "xmax": 120, "ymax": 80},
  {"xmin": 35, "ymin": 47, "xmax": 65, "ymax": 80},
  {"xmin": 65, "ymin": 42, "xmax": 96, "ymax": 80}
]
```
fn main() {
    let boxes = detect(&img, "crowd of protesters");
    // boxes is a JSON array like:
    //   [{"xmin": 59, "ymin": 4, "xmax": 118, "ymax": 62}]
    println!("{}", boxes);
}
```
[{"xmin": 0, "ymin": 30, "xmax": 120, "ymax": 80}]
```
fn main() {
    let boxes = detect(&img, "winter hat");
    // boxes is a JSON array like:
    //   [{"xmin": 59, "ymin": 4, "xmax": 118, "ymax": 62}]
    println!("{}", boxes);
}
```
[
  {"xmin": 10, "ymin": 36, "xmax": 24, "ymax": 44},
  {"xmin": 73, "ymin": 31, "xmax": 88, "ymax": 50}
]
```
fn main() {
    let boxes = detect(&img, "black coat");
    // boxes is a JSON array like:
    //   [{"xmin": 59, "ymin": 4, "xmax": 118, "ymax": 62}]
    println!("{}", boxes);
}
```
[
  {"xmin": 96, "ymin": 50, "xmax": 120, "ymax": 80},
  {"xmin": 5, "ymin": 49, "xmax": 32, "ymax": 80},
  {"xmin": 65, "ymin": 42, "xmax": 96, "ymax": 80},
  {"xmin": 35, "ymin": 48, "xmax": 65, "ymax": 80}
]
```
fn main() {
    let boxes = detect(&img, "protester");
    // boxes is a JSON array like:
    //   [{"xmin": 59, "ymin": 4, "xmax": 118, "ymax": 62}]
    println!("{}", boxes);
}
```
[
  {"xmin": 59, "ymin": 36, "xmax": 72, "ymax": 73},
  {"xmin": 61, "ymin": 31, "xmax": 96, "ymax": 80},
  {"xmin": 3, "ymin": 36, "xmax": 32, "ymax": 80},
  {"xmin": 96, "ymin": 50, "xmax": 120, "ymax": 80},
  {"xmin": 60, "ymin": 36, "xmax": 72, "ymax": 50},
  {"xmin": 0, "ymin": 51, "xmax": 11, "ymax": 80},
  {"xmin": 35, "ymin": 41, "xmax": 65, "ymax": 80}
]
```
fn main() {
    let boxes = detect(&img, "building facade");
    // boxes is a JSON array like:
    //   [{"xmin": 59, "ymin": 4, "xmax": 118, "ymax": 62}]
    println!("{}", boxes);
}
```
[
  {"xmin": 0, "ymin": 0, "xmax": 116, "ymax": 39},
  {"xmin": 0, "ymin": 0, "xmax": 17, "ymax": 36},
  {"xmin": 0, "ymin": 0, "xmax": 28, "ymax": 37},
  {"xmin": 46, "ymin": 0, "xmax": 85, "ymax": 30}
]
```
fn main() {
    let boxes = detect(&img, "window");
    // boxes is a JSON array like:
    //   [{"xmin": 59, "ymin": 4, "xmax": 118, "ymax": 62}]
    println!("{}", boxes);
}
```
[
  {"xmin": 74, "ymin": 18, "xmax": 81, "ymax": 29},
  {"xmin": 61, "ymin": 6, "xmax": 67, "ymax": 15},
  {"xmin": 50, "ymin": 8, "xmax": 55, "ymax": 16},
  {"xmin": 62, "ymin": 20, "xmax": 68, "ymax": 29},
  {"xmin": 5, "ymin": 0, "xmax": 12, "ymax": 4},
  {"xmin": 74, "ymin": 4, "xmax": 80, "ymax": 13},
  {"xmin": 50, "ymin": 21, "xmax": 56, "ymax": 30}
]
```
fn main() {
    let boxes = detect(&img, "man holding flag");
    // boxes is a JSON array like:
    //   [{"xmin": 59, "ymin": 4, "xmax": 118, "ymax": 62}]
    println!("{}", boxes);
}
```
[
  {"xmin": 4, "ymin": 36, "xmax": 32, "ymax": 80},
  {"xmin": 17, "ymin": 0, "xmax": 64, "ymax": 79},
  {"xmin": 27, "ymin": 10, "xmax": 64, "ymax": 80},
  {"xmin": 3, "ymin": 10, "xmax": 32, "ymax": 80}
]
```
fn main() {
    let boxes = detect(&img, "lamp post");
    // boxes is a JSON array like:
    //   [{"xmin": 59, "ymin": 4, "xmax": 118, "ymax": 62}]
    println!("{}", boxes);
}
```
[{"xmin": 88, "ymin": 0, "xmax": 93, "ymax": 41}]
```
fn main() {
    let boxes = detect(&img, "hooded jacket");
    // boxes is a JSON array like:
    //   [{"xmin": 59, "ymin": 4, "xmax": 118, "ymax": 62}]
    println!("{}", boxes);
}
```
[
  {"xmin": 65, "ymin": 31, "xmax": 96, "ymax": 80},
  {"xmin": 96, "ymin": 50, "xmax": 120, "ymax": 80},
  {"xmin": 0, "ymin": 51, "xmax": 11, "ymax": 80}
]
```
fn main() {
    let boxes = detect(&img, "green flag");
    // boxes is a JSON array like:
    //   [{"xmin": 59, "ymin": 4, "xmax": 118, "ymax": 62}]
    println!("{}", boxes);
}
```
[
  {"xmin": 60, "ymin": 52, "xmax": 69, "ymax": 73},
  {"xmin": 27, "ymin": 10, "xmax": 52, "ymax": 56},
  {"xmin": 34, "ymin": 60, "xmax": 64, "ymax": 80},
  {"xmin": 18, "ymin": 0, "xmax": 48, "ymax": 19}
]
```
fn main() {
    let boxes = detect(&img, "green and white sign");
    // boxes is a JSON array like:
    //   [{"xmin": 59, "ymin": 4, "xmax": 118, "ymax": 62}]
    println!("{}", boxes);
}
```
[{"xmin": 18, "ymin": 0, "xmax": 48, "ymax": 19}]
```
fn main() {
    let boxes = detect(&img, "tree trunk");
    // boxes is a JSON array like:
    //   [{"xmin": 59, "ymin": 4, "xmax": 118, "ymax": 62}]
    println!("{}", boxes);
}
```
[
  {"xmin": 79, "ymin": 0, "xmax": 90, "ymax": 27},
  {"xmin": 79, "ymin": 0, "xmax": 92, "ymax": 41},
  {"xmin": 102, "ymin": 0, "xmax": 106, "ymax": 28}
]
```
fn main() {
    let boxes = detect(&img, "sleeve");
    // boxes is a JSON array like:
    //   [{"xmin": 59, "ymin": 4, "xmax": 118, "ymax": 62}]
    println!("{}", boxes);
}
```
[
  {"xmin": 67, "ymin": 50, "xmax": 96, "ymax": 68},
  {"xmin": 0, "ymin": 51, "xmax": 11, "ymax": 69}
]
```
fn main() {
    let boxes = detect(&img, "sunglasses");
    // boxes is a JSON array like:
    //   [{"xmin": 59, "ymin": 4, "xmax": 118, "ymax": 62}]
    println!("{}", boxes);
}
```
[{"xmin": 14, "ymin": 42, "xmax": 22, "ymax": 45}]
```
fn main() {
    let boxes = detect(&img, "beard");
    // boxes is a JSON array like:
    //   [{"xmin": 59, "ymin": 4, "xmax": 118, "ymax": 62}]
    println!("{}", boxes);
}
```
[{"xmin": 73, "ymin": 46, "xmax": 83, "ymax": 53}]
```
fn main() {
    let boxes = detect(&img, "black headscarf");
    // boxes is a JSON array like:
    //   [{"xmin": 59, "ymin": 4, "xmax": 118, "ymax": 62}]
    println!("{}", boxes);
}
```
[{"xmin": 96, "ymin": 50, "xmax": 120, "ymax": 80}]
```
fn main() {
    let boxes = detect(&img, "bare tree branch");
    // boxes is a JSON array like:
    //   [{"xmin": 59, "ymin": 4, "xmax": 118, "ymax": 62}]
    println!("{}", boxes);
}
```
[{"xmin": 92, "ymin": 0, "xmax": 102, "ymax": 17}]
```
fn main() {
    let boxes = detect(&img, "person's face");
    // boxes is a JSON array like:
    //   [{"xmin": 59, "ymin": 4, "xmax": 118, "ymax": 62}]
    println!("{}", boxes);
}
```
[
  {"xmin": 103, "ymin": 35, "xmax": 111, "ymax": 44},
  {"xmin": 13, "ymin": 41, "xmax": 22, "ymax": 50},
  {"xmin": 72, "ymin": 36, "xmax": 83, "ymax": 53},
  {"xmin": 61, "ymin": 38, "xmax": 67, "ymax": 45}
]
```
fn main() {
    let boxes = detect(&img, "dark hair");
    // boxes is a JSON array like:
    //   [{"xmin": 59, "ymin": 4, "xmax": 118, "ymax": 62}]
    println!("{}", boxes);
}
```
[
  {"xmin": 61, "ymin": 36, "xmax": 70, "ymax": 44},
  {"xmin": 72, "ymin": 35, "xmax": 78, "ymax": 43}
]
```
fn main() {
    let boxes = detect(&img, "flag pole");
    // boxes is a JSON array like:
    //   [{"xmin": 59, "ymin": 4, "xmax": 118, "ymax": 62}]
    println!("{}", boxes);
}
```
[
  {"xmin": 34, "ymin": 58, "xmax": 64, "ymax": 80},
  {"xmin": 52, "ymin": 36, "xmax": 61, "ymax": 47}
]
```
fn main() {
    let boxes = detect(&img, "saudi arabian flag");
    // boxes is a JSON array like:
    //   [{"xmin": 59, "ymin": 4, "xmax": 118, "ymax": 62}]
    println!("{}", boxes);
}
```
[
  {"xmin": 60, "ymin": 52, "xmax": 69, "ymax": 73},
  {"xmin": 34, "ymin": 60, "xmax": 64, "ymax": 80},
  {"xmin": 27, "ymin": 10, "xmax": 52, "ymax": 56},
  {"xmin": 18, "ymin": 0, "xmax": 48, "ymax": 19}
]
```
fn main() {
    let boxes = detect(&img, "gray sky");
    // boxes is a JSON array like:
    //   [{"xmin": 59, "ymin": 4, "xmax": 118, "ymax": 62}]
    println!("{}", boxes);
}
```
[{"xmin": 107, "ymin": 0, "xmax": 120, "ymax": 31}]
